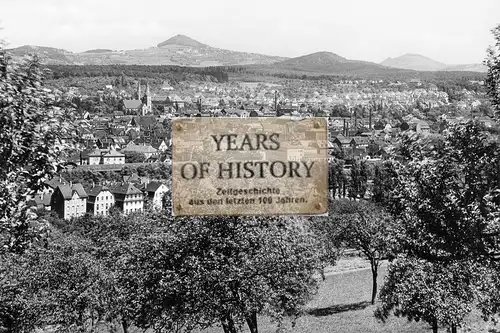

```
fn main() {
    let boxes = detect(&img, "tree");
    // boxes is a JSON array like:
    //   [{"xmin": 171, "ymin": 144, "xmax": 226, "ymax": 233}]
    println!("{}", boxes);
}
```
[
  {"xmin": 0, "ymin": 230, "xmax": 116, "ymax": 333},
  {"xmin": 367, "ymin": 141, "xmax": 380, "ymax": 157},
  {"xmin": 323, "ymin": 200, "xmax": 397, "ymax": 304},
  {"xmin": 485, "ymin": 23, "xmax": 500, "ymax": 119},
  {"xmin": 358, "ymin": 160, "xmax": 370, "ymax": 199},
  {"xmin": 376, "ymin": 121, "xmax": 500, "ymax": 330},
  {"xmin": 376, "ymin": 256, "xmax": 495, "ymax": 333},
  {"xmin": 371, "ymin": 161, "xmax": 398, "ymax": 205},
  {"xmin": 128, "ymin": 216, "xmax": 326, "ymax": 333},
  {"xmin": 124, "ymin": 151, "xmax": 146, "ymax": 163},
  {"xmin": 328, "ymin": 159, "xmax": 347, "ymax": 199},
  {"xmin": 53, "ymin": 211, "xmax": 163, "ymax": 333},
  {"xmin": 386, "ymin": 121, "xmax": 500, "ymax": 262},
  {"xmin": 348, "ymin": 160, "xmax": 361, "ymax": 200},
  {"xmin": 0, "ymin": 53, "xmax": 74, "ymax": 254}
]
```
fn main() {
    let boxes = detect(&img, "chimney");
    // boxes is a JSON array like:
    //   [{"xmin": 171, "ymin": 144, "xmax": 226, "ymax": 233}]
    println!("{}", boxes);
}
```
[
  {"xmin": 369, "ymin": 107, "xmax": 372, "ymax": 130},
  {"xmin": 354, "ymin": 107, "xmax": 357, "ymax": 130}
]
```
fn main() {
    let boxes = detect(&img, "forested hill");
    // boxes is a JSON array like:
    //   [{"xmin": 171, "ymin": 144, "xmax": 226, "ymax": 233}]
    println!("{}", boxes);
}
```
[{"xmin": 45, "ymin": 64, "xmax": 230, "ymax": 83}]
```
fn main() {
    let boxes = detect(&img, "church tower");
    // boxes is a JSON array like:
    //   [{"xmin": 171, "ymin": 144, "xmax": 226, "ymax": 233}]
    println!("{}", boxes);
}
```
[
  {"xmin": 146, "ymin": 82, "xmax": 152, "ymax": 114},
  {"xmin": 136, "ymin": 81, "xmax": 141, "ymax": 100}
]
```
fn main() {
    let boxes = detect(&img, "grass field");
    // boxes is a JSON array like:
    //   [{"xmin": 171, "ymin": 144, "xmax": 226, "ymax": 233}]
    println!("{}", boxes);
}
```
[
  {"xmin": 93, "ymin": 257, "xmax": 499, "ymax": 333},
  {"xmin": 196, "ymin": 264, "xmax": 429, "ymax": 333},
  {"xmin": 195, "ymin": 260, "xmax": 500, "ymax": 333}
]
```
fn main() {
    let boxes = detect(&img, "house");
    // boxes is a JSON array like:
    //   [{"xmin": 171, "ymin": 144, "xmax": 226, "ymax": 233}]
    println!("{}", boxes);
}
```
[
  {"xmin": 145, "ymin": 181, "xmax": 169, "ymax": 210},
  {"xmin": 351, "ymin": 136, "xmax": 371, "ymax": 148},
  {"xmin": 110, "ymin": 182, "xmax": 144, "ymax": 215},
  {"xmin": 102, "ymin": 150, "xmax": 125, "ymax": 165},
  {"xmin": 51, "ymin": 183, "xmax": 88, "ymax": 220},
  {"xmin": 151, "ymin": 139, "xmax": 168, "ymax": 153},
  {"xmin": 332, "ymin": 135, "xmax": 354, "ymax": 150},
  {"xmin": 88, "ymin": 149, "xmax": 103, "ymax": 165},
  {"xmin": 121, "ymin": 144, "xmax": 159, "ymax": 160},
  {"xmin": 122, "ymin": 100, "xmax": 141, "ymax": 115},
  {"xmin": 85, "ymin": 185, "xmax": 115, "ymax": 216}
]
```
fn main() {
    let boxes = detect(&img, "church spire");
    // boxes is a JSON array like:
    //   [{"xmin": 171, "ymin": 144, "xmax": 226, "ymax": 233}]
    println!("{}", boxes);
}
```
[
  {"xmin": 136, "ymin": 81, "xmax": 141, "ymax": 100},
  {"xmin": 145, "ymin": 82, "xmax": 152, "ymax": 114}
]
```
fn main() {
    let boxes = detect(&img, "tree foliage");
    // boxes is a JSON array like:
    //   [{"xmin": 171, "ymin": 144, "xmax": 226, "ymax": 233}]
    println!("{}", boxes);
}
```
[
  {"xmin": 485, "ymin": 23, "xmax": 500, "ymax": 118},
  {"xmin": 1, "ymin": 210, "xmax": 327, "ymax": 333},
  {"xmin": 376, "ymin": 121, "xmax": 500, "ymax": 331},
  {"xmin": 387, "ymin": 121, "xmax": 500, "ymax": 262},
  {"xmin": 313, "ymin": 200, "xmax": 396, "ymax": 305},
  {"xmin": 376, "ymin": 255, "xmax": 496, "ymax": 333},
  {"xmin": 0, "ymin": 52, "xmax": 74, "ymax": 254}
]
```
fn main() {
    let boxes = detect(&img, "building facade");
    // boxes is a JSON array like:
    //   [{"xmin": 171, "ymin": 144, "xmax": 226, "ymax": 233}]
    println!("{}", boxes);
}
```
[
  {"xmin": 85, "ymin": 185, "xmax": 115, "ymax": 216},
  {"xmin": 110, "ymin": 182, "xmax": 144, "ymax": 215},
  {"xmin": 145, "ymin": 181, "xmax": 169, "ymax": 210},
  {"xmin": 51, "ymin": 183, "xmax": 88, "ymax": 220}
]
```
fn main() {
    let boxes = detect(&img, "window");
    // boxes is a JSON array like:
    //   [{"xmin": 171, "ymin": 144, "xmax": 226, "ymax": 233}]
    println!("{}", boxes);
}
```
[{"xmin": 97, "ymin": 204, "xmax": 99, "ymax": 210}]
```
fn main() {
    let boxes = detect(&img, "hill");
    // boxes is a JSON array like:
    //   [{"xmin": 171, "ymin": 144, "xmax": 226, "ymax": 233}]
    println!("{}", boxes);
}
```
[
  {"xmin": 7, "ymin": 45, "xmax": 75, "ymax": 65},
  {"xmin": 261, "ymin": 51, "xmax": 413, "ymax": 77},
  {"xmin": 157, "ymin": 34, "xmax": 208, "ymax": 48},
  {"xmin": 6, "ymin": 35, "xmax": 287, "ymax": 67},
  {"xmin": 82, "ymin": 49, "xmax": 114, "ymax": 53},
  {"xmin": 381, "ymin": 53, "xmax": 486, "ymax": 72}
]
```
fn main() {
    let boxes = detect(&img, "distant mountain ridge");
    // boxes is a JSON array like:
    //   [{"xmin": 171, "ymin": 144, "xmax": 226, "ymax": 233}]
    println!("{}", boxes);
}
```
[
  {"xmin": 381, "ymin": 53, "xmax": 487, "ymax": 72},
  {"xmin": 5, "ymin": 36, "xmax": 487, "ymax": 73},
  {"xmin": 7, "ymin": 35, "xmax": 287, "ymax": 67},
  {"xmin": 263, "ymin": 51, "xmax": 413, "ymax": 77}
]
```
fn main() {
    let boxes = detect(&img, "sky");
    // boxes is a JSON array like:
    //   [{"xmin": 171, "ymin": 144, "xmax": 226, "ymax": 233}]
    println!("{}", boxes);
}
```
[{"xmin": 1, "ymin": 0, "xmax": 499, "ymax": 64}]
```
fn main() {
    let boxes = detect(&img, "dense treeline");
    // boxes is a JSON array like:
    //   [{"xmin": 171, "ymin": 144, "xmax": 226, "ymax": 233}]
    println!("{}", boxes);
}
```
[
  {"xmin": 222, "ymin": 64, "xmax": 486, "ymax": 83},
  {"xmin": 45, "ymin": 64, "xmax": 229, "ymax": 83}
]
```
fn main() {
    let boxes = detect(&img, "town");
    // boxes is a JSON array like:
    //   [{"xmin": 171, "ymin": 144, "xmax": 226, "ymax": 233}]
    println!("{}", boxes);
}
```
[{"xmin": 24, "ymin": 70, "xmax": 496, "ymax": 221}]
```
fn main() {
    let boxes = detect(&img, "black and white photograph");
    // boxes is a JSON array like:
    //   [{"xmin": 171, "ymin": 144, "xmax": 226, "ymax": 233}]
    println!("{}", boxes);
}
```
[{"xmin": 1, "ymin": 0, "xmax": 500, "ymax": 332}]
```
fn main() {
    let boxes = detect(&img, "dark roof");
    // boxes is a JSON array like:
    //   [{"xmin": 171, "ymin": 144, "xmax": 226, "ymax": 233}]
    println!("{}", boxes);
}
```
[
  {"xmin": 84, "ymin": 185, "xmax": 112, "ymax": 197},
  {"xmin": 334, "ymin": 135, "xmax": 353, "ymax": 144},
  {"xmin": 57, "ymin": 183, "xmax": 88, "ymax": 200},
  {"xmin": 124, "ymin": 100, "xmax": 142, "ymax": 109},
  {"xmin": 123, "ymin": 173, "xmax": 141, "ymax": 183},
  {"xmin": 103, "ymin": 149, "xmax": 124, "ymax": 157},
  {"xmin": 110, "ymin": 182, "xmax": 143, "ymax": 195},
  {"xmin": 132, "ymin": 116, "xmax": 157, "ymax": 128},
  {"xmin": 146, "ymin": 181, "xmax": 167, "ymax": 193},
  {"xmin": 44, "ymin": 176, "xmax": 67, "ymax": 189},
  {"xmin": 88, "ymin": 149, "xmax": 102, "ymax": 157}
]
